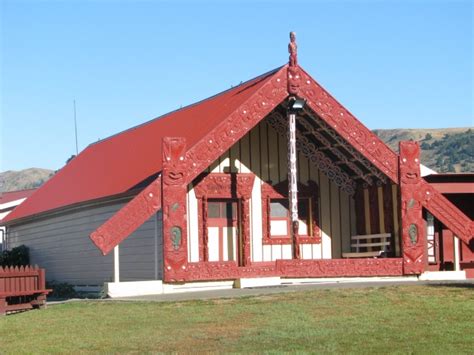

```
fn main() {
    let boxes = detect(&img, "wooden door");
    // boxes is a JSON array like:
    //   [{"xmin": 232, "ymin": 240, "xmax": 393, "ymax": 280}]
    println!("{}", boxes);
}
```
[{"xmin": 207, "ymin": 200, "xmax": 239, "ymax": 263}]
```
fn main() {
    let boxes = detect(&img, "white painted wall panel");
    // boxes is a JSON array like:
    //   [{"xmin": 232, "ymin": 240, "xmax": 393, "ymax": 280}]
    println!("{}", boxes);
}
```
[
  {"xmin": 301, "ymin": 244, "xmax": 312, "ymax": 260},
  {"xmin": 187, "ymin": 185, "xmax": 200, "ymax": 263},
  {"xmin": 262, "ymin": 245, "xmax": 272, "ymax": 262},
  {"xmin": 207, "ymin": 227, "xmax": 219, "ymax": 262},
  {"xmin": 271, "ymin": 245, "xmax": 282, "ymax": 261},
  {"xmin": 251, "ymin": 178, "xmax": 263, "ymax": 262},
  {"xmin": 281, "ymin": 244, "xmax": 292, "ymax": 260}
]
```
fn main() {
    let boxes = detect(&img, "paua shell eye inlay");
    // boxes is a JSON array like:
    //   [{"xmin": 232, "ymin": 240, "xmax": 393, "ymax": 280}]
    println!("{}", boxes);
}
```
[
  {"xmin": 171, "ymin": 226, "xmax": 182, "ymax": 250},
  {"xmin": 409, "ymin": 224, "xmax": 418, "ymax": 245}
]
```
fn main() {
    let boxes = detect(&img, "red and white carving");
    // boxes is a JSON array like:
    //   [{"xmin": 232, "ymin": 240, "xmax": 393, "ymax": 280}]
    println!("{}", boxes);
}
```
[
  {"xmin": 399, "ymin": 141, "xmax": 426, "ymax": 274},
  {"xmin": 162, "ymin": 137, "xmax": 189, "ymax": 282}
]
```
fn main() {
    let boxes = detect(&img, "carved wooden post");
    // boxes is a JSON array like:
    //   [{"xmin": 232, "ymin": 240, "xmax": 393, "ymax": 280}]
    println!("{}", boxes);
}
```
[
  {"xmin": 202, "ymin": 196, "xmax": 209, "ymax": 262},
  {"xmin": 399, "ymin": 141, "xmax": 426, "ymax": 274},
  {"xmin": 237, "ymin": 175, "xmax": 254, "ymax": 266},
  {"xmin": 162, "ymin": 137, "xmax": 189, "ymax": 282},
  {"xmin": 240, "ymin": 197, "xmax": 251, "ymax": 266}
]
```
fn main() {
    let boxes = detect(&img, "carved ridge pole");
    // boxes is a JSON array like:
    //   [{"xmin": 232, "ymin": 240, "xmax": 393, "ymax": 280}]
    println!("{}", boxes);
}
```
[
  {"xmin": 288, "ymin": 31, "xmax": 301, "ymax": 259},
  {"xmin": 399, "ymin": 141, "xmax": 426, "ymax": 274},
  {"xmin": 162, "ymin": 137, "xmax": 189, "ymax": 282}
]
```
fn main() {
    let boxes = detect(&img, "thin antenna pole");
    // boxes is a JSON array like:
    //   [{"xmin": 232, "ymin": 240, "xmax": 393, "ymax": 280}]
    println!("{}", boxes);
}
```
[{"xmin": 73, "ymin": 99, "xmax": 79, "ymax": 155}]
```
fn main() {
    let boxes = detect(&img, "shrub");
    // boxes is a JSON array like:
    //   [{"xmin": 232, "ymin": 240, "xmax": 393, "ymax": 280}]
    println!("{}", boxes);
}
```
[
  {"xmin": 46, "ymin": 281, "xmax": 78, "ymax": 299},
  {"xmin": 0, "ymin": 245, "xmax": 30, "ymax": 267}
]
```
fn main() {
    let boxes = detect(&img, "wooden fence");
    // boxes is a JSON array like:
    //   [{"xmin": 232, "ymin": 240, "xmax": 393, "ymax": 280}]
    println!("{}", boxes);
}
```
[{"xmin": 0, "ymin": 265, "xmax": 51, "ymax": 315}]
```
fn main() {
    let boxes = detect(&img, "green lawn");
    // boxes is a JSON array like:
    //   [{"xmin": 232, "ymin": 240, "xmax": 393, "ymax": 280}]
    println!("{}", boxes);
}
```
[{"xmin": 1, "ymin": 285, "xmax": 473, "ymax": 353}]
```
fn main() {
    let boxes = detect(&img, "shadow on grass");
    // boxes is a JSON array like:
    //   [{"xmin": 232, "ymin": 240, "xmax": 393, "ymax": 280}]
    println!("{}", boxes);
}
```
[{"xmin": 426, "ymin": 282, "xmax": 474, "ymax": 290}]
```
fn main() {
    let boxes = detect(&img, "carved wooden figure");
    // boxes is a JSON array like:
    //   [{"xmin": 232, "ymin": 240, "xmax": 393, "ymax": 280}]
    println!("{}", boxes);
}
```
[
  {"xmin": 162, "ymin": 137, "xmax": 189, "ymax": 282},
  {"xmin": 399, "ymin": 141, "xmax": 426, "ymax": 274}
]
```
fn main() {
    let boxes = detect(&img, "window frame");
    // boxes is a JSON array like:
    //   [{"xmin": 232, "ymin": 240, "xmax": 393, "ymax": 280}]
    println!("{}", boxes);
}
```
[{"xmin": 262, "ymin": 180, "xmax": 321, "ymax": 245}]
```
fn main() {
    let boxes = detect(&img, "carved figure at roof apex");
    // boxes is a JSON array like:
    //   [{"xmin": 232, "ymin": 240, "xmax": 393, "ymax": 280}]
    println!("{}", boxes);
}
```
[{"xmin": 288, "ymin": 31, "xmax": 298, "ymax": 67}]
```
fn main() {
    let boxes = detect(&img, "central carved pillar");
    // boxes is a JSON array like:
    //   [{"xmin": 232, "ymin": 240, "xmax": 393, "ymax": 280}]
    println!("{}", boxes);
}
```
[
  {"xmin": 162, "ymin": 137, "xmax": 189, "ymax": 282},
  {"xmin": 288, "ymin": 109, "xmax": 300, "ymax": 259},
  {"xmin": 399, "ymin": 141, "xmax": 427, "ymax": 274}
]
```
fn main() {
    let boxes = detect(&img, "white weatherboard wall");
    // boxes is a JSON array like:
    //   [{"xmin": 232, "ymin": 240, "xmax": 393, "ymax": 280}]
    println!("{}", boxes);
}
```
[
  {"xmin": 7, "ymin": 198, "xmax": 163, "ymax": 286},
  {"xmin": 189, "ymin": 118, "xmax": 356, "ymax": 262}
]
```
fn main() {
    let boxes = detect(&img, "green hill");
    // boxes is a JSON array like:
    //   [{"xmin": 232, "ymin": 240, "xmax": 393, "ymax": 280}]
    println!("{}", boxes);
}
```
[{"xmin": 373, "ymin": 128, "xmax": 473, "ymax": 173}]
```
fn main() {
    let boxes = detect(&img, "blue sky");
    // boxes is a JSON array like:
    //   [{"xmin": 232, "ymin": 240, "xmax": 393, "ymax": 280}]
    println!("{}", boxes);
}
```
[{"xmin": 1, "ymin": 0, "xmax": 472, "ymax": 171}]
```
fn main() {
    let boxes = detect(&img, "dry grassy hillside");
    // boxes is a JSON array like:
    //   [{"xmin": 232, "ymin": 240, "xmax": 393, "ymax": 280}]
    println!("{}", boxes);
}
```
[
  {"xmin": 0, "ymin": 168, "xmax": 54, "ymax": 193},
  {"xmin": 373, "ymin": 127, "xmax": 473, "ymax": 172}
]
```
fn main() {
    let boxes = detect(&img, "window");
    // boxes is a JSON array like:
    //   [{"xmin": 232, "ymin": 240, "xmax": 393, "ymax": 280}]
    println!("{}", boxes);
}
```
[
  {"xmin": 269, "ymin": 198, "xmax": 311, "ymax": 237},
  {"xmin": 262, "ymin": 180, "xmax": 321, "ymax": 245},
  {"xmin": 207, "ymin": 200, "xmax": 237, "ymax": 220}
]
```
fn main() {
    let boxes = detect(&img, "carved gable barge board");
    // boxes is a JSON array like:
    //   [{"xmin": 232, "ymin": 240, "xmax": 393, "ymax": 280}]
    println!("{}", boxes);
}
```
[
  {"xmin": 297, "ymin": 67, "xmax": 399, "ymax": 183},
  {"xmin": 297, "ymin": 67, "xmax": 473, "ymax": 245},
  {"xmin": 418, "ymin": 179, "xmax": 473, "ymax": 245},
  {"xmin": 183, "ymin": 67, "xmax": 288, "ymax": 185},
  {"xmin": 301, "ymin": 109, "xmax": 389, "ymax": 185},
  {"xmin": 90, "ymin": 66, "xmax": 288, "ymax": 256},
  {"xmin": 267, "ymin": 111, "xmax": 356, "ymax": 195},
  {"xmin": 90, "ymin": 177, "xmax": 162, "ymax": 255},
  {"xmin": 297, "ymin": 113, "xmax": 374, "ymax": 186}
]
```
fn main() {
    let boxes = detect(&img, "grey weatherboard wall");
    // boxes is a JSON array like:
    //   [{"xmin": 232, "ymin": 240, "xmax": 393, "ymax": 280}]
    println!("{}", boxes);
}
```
[{"xmin": 6, "ymin": 198, "xmax": 163, "ymax": 286}]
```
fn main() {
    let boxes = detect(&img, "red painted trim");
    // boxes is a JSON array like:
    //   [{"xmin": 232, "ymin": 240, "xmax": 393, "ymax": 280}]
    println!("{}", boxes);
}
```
[
  {"xmin": 441, "ymin": 228, "xmax": 454, "ymax": 263},
  {"xmin": 261, "ymin": 180, "xmax": 321, "ymax": 245},
  {"xmin": 460, "ymin": 239, "xmax": 474, "ymax": 263},
  {"xmin": 90, "ymin": 177, "xmax": 162, "ymax": 255},
  {"xmin": 429, "ymin": 182, "xmax": 474, "ymax": 194}
]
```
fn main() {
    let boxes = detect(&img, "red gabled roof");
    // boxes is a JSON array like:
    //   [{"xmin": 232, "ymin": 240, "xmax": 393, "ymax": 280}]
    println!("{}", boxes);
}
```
[
  {"xmin": 3, "ymin": 67, "xmax": 284, "ymax": 223},
  {"xmin": 0, "ymin": 189, "xmax": 36, "ymax": 205}
]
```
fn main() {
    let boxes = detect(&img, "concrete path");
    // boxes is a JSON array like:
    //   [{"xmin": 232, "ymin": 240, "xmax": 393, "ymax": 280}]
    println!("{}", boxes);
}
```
[
  {"xmin": 110, "ymin": 279, "xmax": 474, "ymax": 303},
  {"xmin": 47, "ymin": 279, "xmax": 473, "ymax": 305}
]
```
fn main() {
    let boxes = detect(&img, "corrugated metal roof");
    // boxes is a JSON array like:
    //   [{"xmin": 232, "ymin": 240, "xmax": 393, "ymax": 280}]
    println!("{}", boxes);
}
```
[
  {"xmin": 0, "ymin": 189, "xmax": 36, "ymax": 205},
  {"xmin": 4, "ymin": 67, "xmax": 283, "ymax": 223}
]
